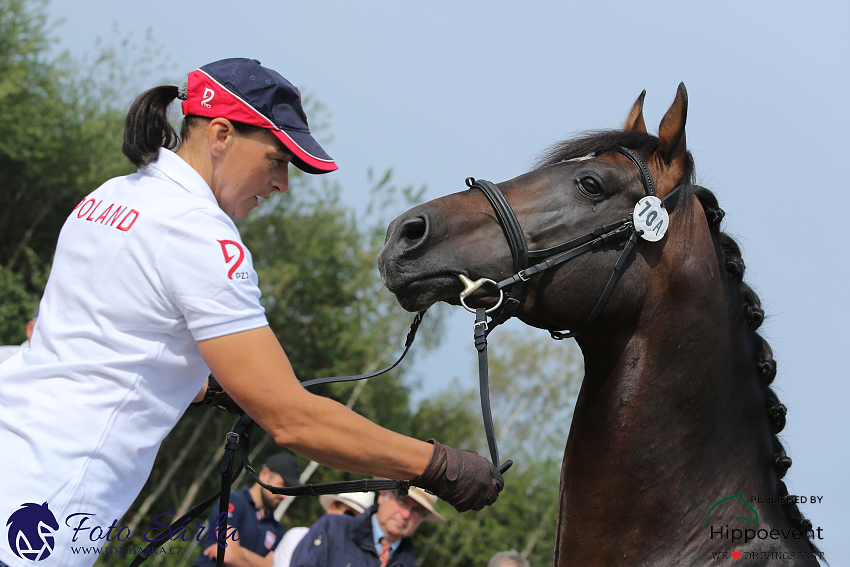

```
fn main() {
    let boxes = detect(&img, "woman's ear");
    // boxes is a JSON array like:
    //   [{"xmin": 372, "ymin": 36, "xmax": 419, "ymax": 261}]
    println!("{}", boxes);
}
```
[{"xmin": 208, "ymin": 118, "xmax": 237, "ymax": 157}]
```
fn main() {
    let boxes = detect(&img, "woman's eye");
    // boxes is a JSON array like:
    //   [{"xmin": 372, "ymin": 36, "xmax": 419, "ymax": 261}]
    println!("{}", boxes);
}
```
[{"xmin": 578, "ymin": 176, "xmax": 603, "ymax": 196}]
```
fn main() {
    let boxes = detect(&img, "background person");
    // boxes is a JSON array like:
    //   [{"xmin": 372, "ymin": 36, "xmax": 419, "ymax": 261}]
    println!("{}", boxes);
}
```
[
  {"xmin": 488, "ymin": 550, "xmax": 530, "ymax": 567},
  {"xmin": 289, "ymin": 488, "xmax": 443, "ymax": 567},
  {"xmin": 0, "ymin": 58, "xmax": 502, "ymax": 567},
  {"xmin": 195, "ymin": 454, "xmax": 303, "ymax": 567},
  {"xmin": 273, "ymin": 492, "xmax": 375, "ymax": 567},
  {"xmin": 0, "ymin": 310, "xmax": 38, "ymax": 365}
]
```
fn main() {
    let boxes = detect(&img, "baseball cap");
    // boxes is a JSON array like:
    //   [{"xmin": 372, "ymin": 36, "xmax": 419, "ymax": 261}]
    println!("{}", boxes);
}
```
[
  {"xmin": 181, "ymin": 58, "xmax": 337, "ymax": 175},
  {"xmin": 319, "ymin": 492, "xmax": 375, "ymax": 514},
  {"xmin": 263, "ymin": 454, "xmax": 303, "ymax": 487}
]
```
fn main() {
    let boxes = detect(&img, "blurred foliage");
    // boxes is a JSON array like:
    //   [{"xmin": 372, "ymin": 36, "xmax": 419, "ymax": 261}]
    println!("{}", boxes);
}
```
[{"xmin": 0, "ymin": 0, "xmax": 166, "ymax": 343}]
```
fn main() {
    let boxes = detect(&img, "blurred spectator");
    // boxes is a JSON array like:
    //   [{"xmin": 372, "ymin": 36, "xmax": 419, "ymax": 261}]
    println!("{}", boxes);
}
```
[
  {"xmin": 195, "ymin": 454, "xmax": 303, "ymax": 567},
  {"xmin": 488, "ymin": 550, "xmax": 530, "ymax": 567},
  {"xmin": 0, "ymin": 310, "xmax": 37, "ymax": 365},
  {"xmin": 488, "ymin": 550, "xmax": 529, "ymax": 567},
  {"xmin": 273, "ymin": 492, "xmax": 375, "ymax": 567},
  {"xmin": 289, "ymin": 487, "xmax": 444, "ymax": 567}
]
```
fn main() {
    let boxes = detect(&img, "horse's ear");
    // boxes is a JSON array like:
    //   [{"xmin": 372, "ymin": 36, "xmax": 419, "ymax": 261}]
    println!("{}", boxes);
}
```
[
  {"xmin": 624, "ymin": 90, "xmax": 647, "ymax": 132},
  {"xmin": 656, "ymin": 83, "xmax": 688, "ymax": 164}
]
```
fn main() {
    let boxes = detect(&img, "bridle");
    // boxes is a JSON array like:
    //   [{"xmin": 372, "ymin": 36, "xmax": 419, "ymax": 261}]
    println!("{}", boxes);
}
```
[
  {"xmin": 460, "ymin": 147, "xmax": 683, "ymax": 336},
  {"xmin": 459, "ymin": 147, "xmax": 684, "ymax": 467}
]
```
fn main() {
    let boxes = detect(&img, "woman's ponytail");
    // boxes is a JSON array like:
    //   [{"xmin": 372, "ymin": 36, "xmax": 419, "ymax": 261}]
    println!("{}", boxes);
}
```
[{"xmin": 122, "ymin": 85, "xmax": 182, "ymax": 168}]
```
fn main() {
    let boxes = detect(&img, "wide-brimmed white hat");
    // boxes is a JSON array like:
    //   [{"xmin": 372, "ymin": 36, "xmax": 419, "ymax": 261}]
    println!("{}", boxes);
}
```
[
  {"xmin": 319, "ymin": 492, "xmax": 375, "ymax": 515},
  {"xmin": 404, "ymin": 487, "xmax": 445, "ymax": 524}
]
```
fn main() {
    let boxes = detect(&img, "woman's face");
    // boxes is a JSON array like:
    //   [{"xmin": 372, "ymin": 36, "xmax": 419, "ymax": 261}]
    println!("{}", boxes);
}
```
[{"xmin": 212, "ymin": 128, "xmax": 293, "ymax": 219}]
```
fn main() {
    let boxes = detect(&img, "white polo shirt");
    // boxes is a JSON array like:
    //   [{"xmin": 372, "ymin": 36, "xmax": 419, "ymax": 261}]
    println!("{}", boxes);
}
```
[{"xmin": 0, "ymin": 148, "xmax": 267, "ymax": 567}]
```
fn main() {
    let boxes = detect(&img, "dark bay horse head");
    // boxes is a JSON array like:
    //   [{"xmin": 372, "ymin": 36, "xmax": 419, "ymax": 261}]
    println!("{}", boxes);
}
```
[{"xmin": 378, "ymin": 84, "xmax": 821, "ymax": 566}]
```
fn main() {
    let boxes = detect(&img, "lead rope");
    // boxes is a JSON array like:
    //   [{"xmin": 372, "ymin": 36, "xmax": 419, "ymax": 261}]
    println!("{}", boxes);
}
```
[{"xmin": 475, "ymin": 307, "xmax": 513, "ymax": 473}]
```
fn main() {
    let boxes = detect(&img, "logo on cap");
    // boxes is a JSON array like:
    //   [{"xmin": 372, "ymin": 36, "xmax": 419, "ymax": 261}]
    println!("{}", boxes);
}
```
[
  {"xmin": 6, "ymin": 502, "xmax": 59, "ymax": 561},
  {"xmin": 201, "ymin": 87, "xmax": 215, "ymax": 108}
]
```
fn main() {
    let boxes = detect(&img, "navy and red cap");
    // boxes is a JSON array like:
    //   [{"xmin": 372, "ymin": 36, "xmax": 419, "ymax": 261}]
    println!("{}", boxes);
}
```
[{"xmin": 182, "ymin": 58, "xmax": 337, "ymax": 175}]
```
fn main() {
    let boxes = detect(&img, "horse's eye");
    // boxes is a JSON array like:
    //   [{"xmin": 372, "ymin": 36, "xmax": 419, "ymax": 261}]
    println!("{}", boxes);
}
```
[{"xmin": 578, "ymin": 176, "xmax": 603, "ymax": 196}]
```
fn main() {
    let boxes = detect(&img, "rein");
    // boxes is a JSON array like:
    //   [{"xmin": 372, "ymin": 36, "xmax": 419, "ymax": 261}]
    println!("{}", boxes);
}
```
[{"xmin": 132, "ymin": 300, "xmax": 510, "ymax": 567}]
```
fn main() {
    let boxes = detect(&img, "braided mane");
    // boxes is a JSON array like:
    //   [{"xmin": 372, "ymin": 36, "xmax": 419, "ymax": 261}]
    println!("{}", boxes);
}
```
[
  {"xmin": 695, "ymin": 186, "xmax": 821, "ymax": 556},
  {"xmin": 535, "ymin": 129, "xmax": 819, "ymax": 555}
]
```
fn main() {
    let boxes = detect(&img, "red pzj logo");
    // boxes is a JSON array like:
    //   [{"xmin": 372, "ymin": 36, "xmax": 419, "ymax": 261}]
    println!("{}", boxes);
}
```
[{"xmin": 217, "ymin": 240, "xmax": 245, "ymax": 280}]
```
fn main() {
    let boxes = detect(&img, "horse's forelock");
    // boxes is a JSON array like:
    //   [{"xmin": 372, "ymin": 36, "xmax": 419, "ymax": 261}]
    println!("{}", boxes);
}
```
[
  {"xmin": 532, "ymin": 129, "xmax": 699, "ymax": 220},
  {"xmin": 533, "ymin": 129, "xmax": 660, "ymax": 169}
]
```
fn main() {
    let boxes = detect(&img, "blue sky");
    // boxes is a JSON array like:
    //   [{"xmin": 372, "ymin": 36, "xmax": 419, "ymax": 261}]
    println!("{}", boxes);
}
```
[{"xmin": 47, "ymin": 0, "xmax": 849, "ymax": 558}]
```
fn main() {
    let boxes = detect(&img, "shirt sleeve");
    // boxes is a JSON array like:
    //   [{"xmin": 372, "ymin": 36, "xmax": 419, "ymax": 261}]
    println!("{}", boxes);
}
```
[{"xmin": 156, "ymin": 210, "xmax": 268, "ymax": 341}]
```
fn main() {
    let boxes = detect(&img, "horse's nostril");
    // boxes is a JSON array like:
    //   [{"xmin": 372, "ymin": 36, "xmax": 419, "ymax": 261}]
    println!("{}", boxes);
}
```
[{"xmin": 400, "ymin": 216, "xmax": 427, "ymax": 242}]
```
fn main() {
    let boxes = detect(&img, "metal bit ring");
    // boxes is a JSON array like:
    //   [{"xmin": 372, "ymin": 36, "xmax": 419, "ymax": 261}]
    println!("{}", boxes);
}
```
[{"xmin": 458, "ymin": 275, "xmax": 505, "ymax": 314}]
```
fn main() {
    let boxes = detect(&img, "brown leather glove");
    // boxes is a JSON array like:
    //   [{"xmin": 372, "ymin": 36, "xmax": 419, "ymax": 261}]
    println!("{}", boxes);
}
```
[{"xmin": 410, "ymin": 439, "xmax": 504, "ymax": 512}]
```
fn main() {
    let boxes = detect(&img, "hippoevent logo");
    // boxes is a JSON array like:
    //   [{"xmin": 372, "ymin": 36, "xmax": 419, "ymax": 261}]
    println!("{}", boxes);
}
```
[
  {"xmin": 703, "ymin": 492, "xmax": 825, "ymax": 560},
  {"xmin": 6, "ymin": 502, "xmax": 59, "ymax": 561}
]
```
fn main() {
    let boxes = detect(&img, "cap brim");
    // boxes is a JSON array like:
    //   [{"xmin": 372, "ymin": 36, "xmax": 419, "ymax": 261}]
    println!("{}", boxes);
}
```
[{"xmin": 272, "ymin": 129, "xmax": 338, "ymax": 175}]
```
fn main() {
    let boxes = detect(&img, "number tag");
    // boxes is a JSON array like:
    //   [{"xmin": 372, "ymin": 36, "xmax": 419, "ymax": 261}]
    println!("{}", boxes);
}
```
[{"xmin": 633, "ymin": 196, "xmax": 669, "ymax": 242}]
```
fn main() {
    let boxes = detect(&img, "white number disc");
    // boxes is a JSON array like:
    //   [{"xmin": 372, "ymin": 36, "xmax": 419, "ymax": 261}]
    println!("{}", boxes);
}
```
[{"xmin": 633, "ymin": 196, "xmax": 669, "ymax": 242}]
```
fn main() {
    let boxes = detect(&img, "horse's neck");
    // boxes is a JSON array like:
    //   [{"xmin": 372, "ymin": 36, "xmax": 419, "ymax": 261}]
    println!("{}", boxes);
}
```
[
  {"xmin": 572, "ymin": 304, "xmax": 771, "ymax": 497},
  {"xmin": 556, "ymin": 244, "xmax": 786, "ymax": 565}
]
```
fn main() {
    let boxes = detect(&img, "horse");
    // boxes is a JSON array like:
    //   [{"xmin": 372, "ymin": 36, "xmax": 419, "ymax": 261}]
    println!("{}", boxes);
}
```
[{"xmin": 377, "ymin": 84, "xmax": 822, "ymax": 566}]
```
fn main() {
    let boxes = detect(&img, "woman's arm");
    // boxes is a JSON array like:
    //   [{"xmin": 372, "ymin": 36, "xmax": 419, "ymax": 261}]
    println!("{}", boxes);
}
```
[{"xmin": 196, "ymin": 325, "xmax": 433, "ymax": 480}]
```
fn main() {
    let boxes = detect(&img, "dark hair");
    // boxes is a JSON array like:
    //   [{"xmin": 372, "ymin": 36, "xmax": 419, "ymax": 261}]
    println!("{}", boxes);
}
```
[
  {"xmin": 122, "ymin": 85, "xmax": 181, "ymax": 168},
  {"xmin": 122, "ymin": 86, "xmax": 268, "ymax": 168}
]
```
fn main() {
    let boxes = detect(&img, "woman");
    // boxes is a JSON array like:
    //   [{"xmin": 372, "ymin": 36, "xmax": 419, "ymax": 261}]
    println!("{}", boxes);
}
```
[{"xmin": 0, "ymin": 58, "xmax": 502, "ymax": 567}]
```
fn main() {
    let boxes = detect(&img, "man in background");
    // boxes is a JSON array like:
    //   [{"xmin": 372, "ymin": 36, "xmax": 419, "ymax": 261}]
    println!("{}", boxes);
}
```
[
  {"xmin": 273, "ymin": 492, "xmax": 375, "ymax": 567},
  {"xmin": 488, "ymin": 550, "xmax": 530, "ymax": 567},
  {"xmin": 289, "ymin": 487, "xmax": 444, "ymax": 567},
  {"xmin": 0, "ymin": 310, "xmax": 37, "ymax": 365},
  {"xmin": 196, "ymin": 454, "xmax": 303, "ymax": 567}
]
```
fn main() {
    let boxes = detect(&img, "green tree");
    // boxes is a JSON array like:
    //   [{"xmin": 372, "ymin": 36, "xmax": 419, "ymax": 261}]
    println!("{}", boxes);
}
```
[{"xmin": 0, "ymin": 0, "xmax": 139, "ymax": 342}]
